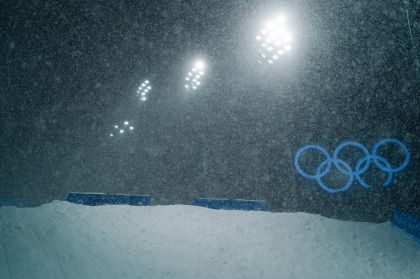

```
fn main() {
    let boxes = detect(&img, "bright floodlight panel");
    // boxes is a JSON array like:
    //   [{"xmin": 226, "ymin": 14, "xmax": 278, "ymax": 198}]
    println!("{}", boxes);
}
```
[
  {"xmin": 185, "ymin": 60, "xmax": 205, "ymax": 91},
  {"xmin": 256, "ymin": 15, "xmax": 292, "ymax": 64},
  {"xmin": 137, "ymin": 80, "xmax": 151, "ymax": 101}
]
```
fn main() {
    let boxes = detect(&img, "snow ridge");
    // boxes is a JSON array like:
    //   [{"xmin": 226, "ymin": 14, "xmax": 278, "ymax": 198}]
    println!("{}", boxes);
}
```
[{"xmin": 0, "ymin": 201, "xmax": 419, "ymax": 279}]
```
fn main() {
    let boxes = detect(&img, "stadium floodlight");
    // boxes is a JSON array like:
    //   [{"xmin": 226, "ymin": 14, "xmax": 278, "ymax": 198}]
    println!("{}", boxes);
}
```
[
  {"xmin": 109, "ymin": 121, "xmax": 135, "ymax": 137},
  {"xmin": 184, "ymin": 60, "xmax": 205, "ymax": 91},
  {"xmin": 136, "ymin": 79, "xmax": 151, "ymax": 102},
  {"xmin": 255, "ymin": 15, "xmax": 293, "ymax": 64}
]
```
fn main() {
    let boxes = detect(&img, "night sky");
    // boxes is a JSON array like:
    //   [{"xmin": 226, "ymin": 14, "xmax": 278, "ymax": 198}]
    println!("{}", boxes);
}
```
[{"xmin": 1, "ymin": 0, "xmax": 419, "ymax": 221}]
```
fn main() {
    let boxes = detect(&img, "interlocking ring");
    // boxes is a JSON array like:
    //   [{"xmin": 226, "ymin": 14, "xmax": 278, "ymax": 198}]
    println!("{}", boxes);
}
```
[{"xmin": 294, "ymin": 138, "xmax": 410, "ymax": 193}]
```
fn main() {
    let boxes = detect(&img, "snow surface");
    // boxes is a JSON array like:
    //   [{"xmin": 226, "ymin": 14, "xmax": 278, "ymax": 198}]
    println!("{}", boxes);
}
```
[{"xmin": 0, "ymin": 201, "xmax": 419, "ymax": 279}]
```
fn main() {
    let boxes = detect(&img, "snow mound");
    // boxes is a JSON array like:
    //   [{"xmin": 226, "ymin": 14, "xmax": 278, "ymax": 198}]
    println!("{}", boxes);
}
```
[{"xmin": 0, "ymin": 201, "xmax": 419, "ymax": 279}]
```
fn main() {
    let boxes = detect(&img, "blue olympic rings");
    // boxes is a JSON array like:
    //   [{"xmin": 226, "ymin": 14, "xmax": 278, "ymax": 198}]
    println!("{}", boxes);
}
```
[{"xmin": 294, "ymin": 138, "xmax": 410, "ymax": 193}]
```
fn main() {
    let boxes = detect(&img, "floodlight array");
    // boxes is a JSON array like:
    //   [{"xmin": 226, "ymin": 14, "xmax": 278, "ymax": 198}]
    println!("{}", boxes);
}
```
[
  {"xmin": 109, "ymin": 121, "xmax": 134, "ymax": 137},
  {"xmin": 136, "ymin": 80, "xmax": 151, "ymax": 102},
  {"xmin": 255, "ymin": 15, "xmax": 293, "ymax": 64},
  {"xmin": 184, "ymin": 61, "xmax": 205, "ymax": 91}
]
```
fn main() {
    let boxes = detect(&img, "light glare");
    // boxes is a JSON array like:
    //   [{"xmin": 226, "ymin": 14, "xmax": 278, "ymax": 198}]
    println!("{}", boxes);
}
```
[
  {"xmin": 255, "ymin": 14, "xmax": 293, "ymax": 64},
  {"xmin": 137, "ymin": 79, "xmax": 151, "ymax": 102},
  {"xmin": 184, "ymin": 59, "xmax": 206, "ymax": 91},
  {"xmin": 195, "ymin": 60, "xmax": 205, "ymax": 70}
]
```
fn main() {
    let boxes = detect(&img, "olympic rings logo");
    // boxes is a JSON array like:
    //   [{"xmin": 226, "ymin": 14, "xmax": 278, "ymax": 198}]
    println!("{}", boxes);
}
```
[{"xmin": 294, "ymin": 139, "xmax": 410, "ymax": 193}]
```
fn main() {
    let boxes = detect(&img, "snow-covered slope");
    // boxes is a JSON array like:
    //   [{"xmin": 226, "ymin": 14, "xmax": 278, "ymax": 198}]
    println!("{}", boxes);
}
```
[{"xmin": 0, "ymin": 201, "xmax": 419, "ymax": 279}]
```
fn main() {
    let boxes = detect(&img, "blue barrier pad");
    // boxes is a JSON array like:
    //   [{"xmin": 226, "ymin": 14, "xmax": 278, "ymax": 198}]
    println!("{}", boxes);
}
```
[
  {"xmin": 67, "ymin": 192, "xmax": 151, "ymax": 206},
  {"xmin": 193, "ymin": 198, "xmax": 269, "ymax": 211},
  {"xmin": 392, "ymin": 210, "xmax": 420, "ymax": 239}
]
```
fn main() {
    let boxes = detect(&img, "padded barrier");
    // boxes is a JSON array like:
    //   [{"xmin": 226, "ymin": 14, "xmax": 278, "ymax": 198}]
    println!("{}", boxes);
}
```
[
  {"xmin": 193, "ymin": 198, "xmax": 269, "ymax": 211},
  {"xmin": 392, "ymin": 210, "xmax": 420, "ymax": 239},
  {"xmin": 67, "ymin": 192, "xmax": 151, "ymax": 206}
]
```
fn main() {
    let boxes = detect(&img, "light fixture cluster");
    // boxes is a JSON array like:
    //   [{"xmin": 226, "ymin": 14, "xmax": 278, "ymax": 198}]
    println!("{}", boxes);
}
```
[
  {"xmin": 111, "ymin": 14, "xmax": 294, "ymax": 140},
  {"xmin": 136, "ymin": 80, "xmax": 151, "ymax": 102},
  {"xmin": 184, "ymin": 60, "xmax": 205, "ymax": 91},
  {"xmin": 130, "ymin": 14, "xmax": 291, "ymax": 101},
  {"xmin": 255, "ymin": 15, "xmax": 293, "ymax": 64},
  {"xmin": 109, "ymin": 121, "xmax": 134, "ymax": 137}
]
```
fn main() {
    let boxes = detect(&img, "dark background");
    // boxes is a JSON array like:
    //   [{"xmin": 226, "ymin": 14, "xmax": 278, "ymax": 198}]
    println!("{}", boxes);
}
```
[{"xmin": 1, "ymin": 0, "xmax": 419, "ymax": 221}]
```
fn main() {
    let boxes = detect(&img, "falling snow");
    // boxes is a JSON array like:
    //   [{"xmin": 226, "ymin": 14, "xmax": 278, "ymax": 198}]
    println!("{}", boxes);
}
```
[{"xmin": 1, "ymin": 0, "xmax": 419, "ymax": 276}]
